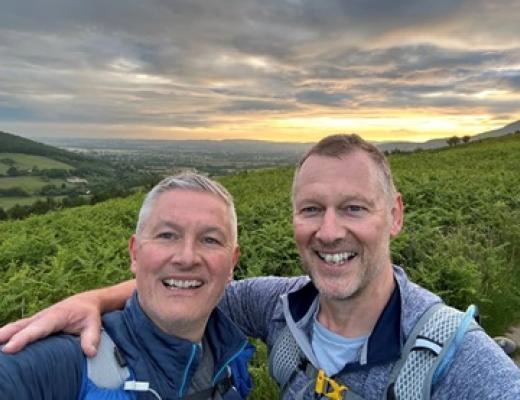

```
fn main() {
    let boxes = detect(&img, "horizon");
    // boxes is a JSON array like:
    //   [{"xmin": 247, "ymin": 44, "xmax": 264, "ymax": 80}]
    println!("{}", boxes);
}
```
[{"xmin": 1, "ymin": 1, "xmax": 519, "ymax": 143}]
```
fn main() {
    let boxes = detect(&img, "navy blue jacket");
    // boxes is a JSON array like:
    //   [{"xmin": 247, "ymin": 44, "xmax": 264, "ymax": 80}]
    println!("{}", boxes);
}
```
[{"xmin": 0, "ymin": 292, "xmax": 252, "ymax": 399}]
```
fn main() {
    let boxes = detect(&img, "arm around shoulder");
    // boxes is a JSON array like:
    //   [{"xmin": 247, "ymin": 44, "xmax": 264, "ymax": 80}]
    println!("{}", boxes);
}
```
[
  {"xmin": 220, "ymin": 276, "xmax": 308, "ymax": 339},
  {"xmin": 0, "ymin": 279, "xmax": 135, "ymax": 356}
]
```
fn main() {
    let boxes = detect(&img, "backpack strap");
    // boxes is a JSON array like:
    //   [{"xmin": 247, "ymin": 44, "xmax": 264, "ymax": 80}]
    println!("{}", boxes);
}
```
[
  {"xmin": 384, "ymin": 303, "xmax": 482, "ymax": 400},
  {"xmin": 87, "ymin": 329, "xmax": 130, "ymax": 389},
  {"xmin": 269, "ymin": 326, "xmax": 367, "ymax": 400}
]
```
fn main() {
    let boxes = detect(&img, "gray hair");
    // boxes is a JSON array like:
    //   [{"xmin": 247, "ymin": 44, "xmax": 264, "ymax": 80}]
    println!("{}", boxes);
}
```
[
  {"xmin": 136, "ymin": 173, "xmax": 237, "ymax": 242},
  {"xmin": 293, "ymin": 133, "xmax": 397, "ymax": 203}
]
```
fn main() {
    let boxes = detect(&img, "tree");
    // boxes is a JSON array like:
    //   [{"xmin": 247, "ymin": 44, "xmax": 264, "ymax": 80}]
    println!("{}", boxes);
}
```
[
  {"xmin": 42, "ymin": 169, "xmax": 69, "ymax": 178},
  {"xmin": 30, "ymin": 199, "xmax": 52, "ymax": 215},
  {"xmin": 7, "ymin": 204, "xmax": 30, "ymax": 219},
  {"xmin": 0, "ymin": 187, "xmax": 30, "ymax": 197},
  {"xmin": 6, "ymin": 166, "xmax": 19, "ymax": 176},
  {"xmin": 462, "ymin": 135, "xmax": 471, "ymax": 144},
  {"xmin": 0, "ymin": 207, "xmax": 7, "ymax": 220},
  {"xmin": 446, "ymin": 136, "xmax": 461, "ymax": 146}
]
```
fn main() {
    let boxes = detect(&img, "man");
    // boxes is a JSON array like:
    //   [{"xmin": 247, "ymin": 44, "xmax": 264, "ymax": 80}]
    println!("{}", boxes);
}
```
[
  {"xmin": 2, "ymin": 134, "xmax": 519, "ymax": 399},
  {"xmin": 0, "ymin": 174, "xmax": 253, "ymax": 399}
]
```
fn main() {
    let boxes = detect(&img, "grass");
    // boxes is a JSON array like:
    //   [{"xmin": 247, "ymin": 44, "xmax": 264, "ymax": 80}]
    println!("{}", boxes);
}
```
[
  {"xmin": 0, "ymin": 176, "xmax": 70, "ymax": 192},
  {"xmin": 0, "ymin": 196, "xmax": 67, "ymax": 209},
  {"xmin": 0, "ymin": 153, "xmax": 73, "ymax": 174}
]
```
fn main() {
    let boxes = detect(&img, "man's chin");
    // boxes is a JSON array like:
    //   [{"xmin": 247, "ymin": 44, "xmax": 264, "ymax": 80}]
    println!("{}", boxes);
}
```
[{"xmin": 311, "ymin": 276, "xmax": 359, "ymax": 301}]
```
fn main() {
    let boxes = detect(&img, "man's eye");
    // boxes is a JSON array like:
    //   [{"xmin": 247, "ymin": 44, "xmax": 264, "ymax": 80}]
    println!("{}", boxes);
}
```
[
  {"xmin": 300, "ymin": 206, "xmax": 321, "ymax": 215},
  {"xmin": 157, "ymin": 232, "xmax": 176, "ymax": 240},
  {"xmin": 344, "ymin": 205, "xmax": 366, "ymax": 214},
  {"xmin": 202, "ymin": 237, "xmax": 221, "ymax": 245}
]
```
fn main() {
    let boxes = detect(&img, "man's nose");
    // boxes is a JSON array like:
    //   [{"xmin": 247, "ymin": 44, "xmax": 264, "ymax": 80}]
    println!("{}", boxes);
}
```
[
  {"xmin": 315, "ymin": 209, "xmax": 345, "ymax": 244},
  {"xmin": 172, "ymin": 239, "xmax": 200, "ymax": 267}
]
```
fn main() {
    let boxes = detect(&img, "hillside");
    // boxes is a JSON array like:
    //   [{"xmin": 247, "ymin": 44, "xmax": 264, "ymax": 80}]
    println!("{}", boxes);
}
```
[
  {"xmin": 473, "ymin": 119, "xmax": 520, "ymax": 140},
  {"xmin": 0, "ymin": 134, "xmax": 519, "ymax": 397},
  {"xmin": 0, "ymin": 131, "xmax": 159, "ymax": 217},
  {"xmin": 0, "ymin": 131, "xmax": 87, "ymax": 165},
  {"xmin": 0, "ymin": 130, "xmax": 117, "ymax": 173},
  {"xmin": 0, "ymin": 153, "xmax": 73, "ymax": 175},
  {"xmin": 377, "ymin": 119, "xmax": 520, "ymax": 152}
]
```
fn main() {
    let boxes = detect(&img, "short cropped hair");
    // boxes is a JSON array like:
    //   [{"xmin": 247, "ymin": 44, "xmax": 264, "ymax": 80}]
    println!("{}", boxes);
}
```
[
  {"xmin": 293, "ymin": 134, "xmax": 397, "ymax": 202},
  {"xmin": 136, "ymin": 173, "xmax": 237, "ymax": 243}
]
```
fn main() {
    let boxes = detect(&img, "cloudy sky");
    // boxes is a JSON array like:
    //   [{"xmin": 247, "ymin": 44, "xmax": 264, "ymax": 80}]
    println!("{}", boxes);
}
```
[{"xmin": 1, "ymin": 0, "xmax": 520, "ymax": 143}]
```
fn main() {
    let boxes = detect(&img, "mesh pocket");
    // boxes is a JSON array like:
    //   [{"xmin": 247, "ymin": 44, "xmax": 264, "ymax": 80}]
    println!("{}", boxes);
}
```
[
  {"xmin": 394, "ymin": 307, "xmax": 463, "ymax": 399},
  {"xmin": 269, "ymin": 326, "xmax": 304, "ymax": 388}
]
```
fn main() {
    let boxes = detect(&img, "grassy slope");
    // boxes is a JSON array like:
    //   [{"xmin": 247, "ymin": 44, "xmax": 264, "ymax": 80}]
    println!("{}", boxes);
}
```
[
  {"xmin": 0, "ymin": 153, "xmax": 74, "ymax": 174},
  {"xmin": 0, "ymin": 196, "xmax": 67, "ymax": 209},
  {"xmin": 0, "ymin": 175, "xmax": 73, "ymax": 209},
  {"xmin": 0, "ymin": 176, "xmax": 71, "ymax": 191}
]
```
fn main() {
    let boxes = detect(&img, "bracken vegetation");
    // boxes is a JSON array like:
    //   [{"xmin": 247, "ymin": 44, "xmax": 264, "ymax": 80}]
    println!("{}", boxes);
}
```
[{"xmin": 1, "ymin": 134, "xmax": 519, "ymax": 398}]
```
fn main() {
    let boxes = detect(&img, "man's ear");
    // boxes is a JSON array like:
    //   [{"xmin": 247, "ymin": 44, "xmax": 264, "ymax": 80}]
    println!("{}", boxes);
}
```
[
  {"xmin": 228, "ymin": 245, "xmax": 240, "ymax": 283},
  {"xmin": 129, "ymin": 234, "xmax": 139, "ymax": 275},
  {"xmin": 390, "ymin": 193, "xmax": 404, "ymax": 237}
]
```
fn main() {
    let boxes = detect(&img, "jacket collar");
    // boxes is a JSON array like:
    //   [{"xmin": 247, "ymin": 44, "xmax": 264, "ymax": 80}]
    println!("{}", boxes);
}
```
[
  {"xmin": 282, "ymin": 266, "xmax": 412, "ymax": 369},
  {"xmin": 102, "ymin": 291, "xmax": 248, "ymax": 394}
]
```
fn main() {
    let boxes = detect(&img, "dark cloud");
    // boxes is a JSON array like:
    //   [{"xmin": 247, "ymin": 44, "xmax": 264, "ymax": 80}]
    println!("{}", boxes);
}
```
[
  {"xmin": 295, "ymin": 90, "xmax": 349, "ymax": 107},
  {"xmin": 219, "ymin": 100, "xmax": 298, "ymax": 113}
]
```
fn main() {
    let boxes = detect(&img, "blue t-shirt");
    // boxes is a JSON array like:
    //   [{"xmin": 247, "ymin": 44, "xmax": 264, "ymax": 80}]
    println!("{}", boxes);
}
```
[{"xmin": 312, "ymin": 316, "xmax": 368, "ymax": 376}]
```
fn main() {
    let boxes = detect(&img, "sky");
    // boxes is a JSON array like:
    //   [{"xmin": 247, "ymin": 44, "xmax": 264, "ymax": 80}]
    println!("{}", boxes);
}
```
[{"xmin": 1, "ymin": 0, "xmax": 520, "ymax": 143}]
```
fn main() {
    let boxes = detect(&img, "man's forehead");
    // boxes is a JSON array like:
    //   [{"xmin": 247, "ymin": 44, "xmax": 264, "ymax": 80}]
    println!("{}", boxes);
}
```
[
  {"xmin": 155, "ymin": 188, "xmax": 226, "ymax": 207},
  {"xmin": 296, "ymin": 153, "xmax": 350, "ymax": 181},
  {"xmin": 292, "ymin": 151, "xmax": 385, "ymax": 199},
  {"xmin": 154, "ymin": 218, "xmax": 228, "ymax": 233},
  {"xmin": 146, "ymin": 190, "xmax": 228, "ymax": 222}
]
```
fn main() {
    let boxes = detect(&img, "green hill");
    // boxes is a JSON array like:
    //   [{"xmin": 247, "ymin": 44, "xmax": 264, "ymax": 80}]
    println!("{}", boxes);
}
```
[
  {"xmin": 0, "ymin": 131, "xmax": 158, "ymax": 217},
  {"xmin": 0, "ymin": 130, "xmax": 117, "ymax": 174},
  {"xmin": 0, "ymin": 131, "xmax": 86, "ymax": 164},
  {"xmin": 0, "ymin": 153, "xmax": 74, "ymax": 175},
  {"xmin": 0, "ymin": 134, "xmax": 519, "ymax": 398}
]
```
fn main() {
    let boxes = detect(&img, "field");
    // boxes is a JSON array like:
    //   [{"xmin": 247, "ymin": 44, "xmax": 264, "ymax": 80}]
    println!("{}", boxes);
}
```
[
  {"xmin": 0, "ymin": 153, "xmax": 73, "ymax": 174},
  {"xmin": 0, "ymin": 176, "xmax": 74, "ymax": 210},
  {"xmin": 0, "ymin": 196, "xmax": 66, "ymax": 209},
  {"xmin": 0, "ymin": 176, "xmax": 70, "ymax": 191},
  {"xmin": 0, "ymin": 153, "xmax": 77, "ymax": 211},
  {"xmin": 0, "ymin": 134, "xmax": 519, "ymax": 398}
]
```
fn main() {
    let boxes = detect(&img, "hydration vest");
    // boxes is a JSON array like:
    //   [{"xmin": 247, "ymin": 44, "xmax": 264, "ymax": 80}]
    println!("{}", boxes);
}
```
[
  {"xmin": 269, "ymin": 303, "xmax": 482, "ymax": 400},
  {"xmin": 82, "ymin": 330, "xmax": 254, "ymax": 400}
]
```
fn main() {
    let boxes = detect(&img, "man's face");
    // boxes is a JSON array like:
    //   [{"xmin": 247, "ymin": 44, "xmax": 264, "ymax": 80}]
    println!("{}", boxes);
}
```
[
  {"xmin": 129, "ymin": 189, "xmax": 239, "ymax": 340},
  {"xmin": 292, "ymin": 151, "xmax": 403, "ymax": 301}
]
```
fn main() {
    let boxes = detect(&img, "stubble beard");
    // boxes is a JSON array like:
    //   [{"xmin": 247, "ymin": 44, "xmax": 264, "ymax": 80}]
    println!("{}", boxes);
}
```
[{"xmin": 301, "ymin": 250, "xmax": 386, "ymax": 302}]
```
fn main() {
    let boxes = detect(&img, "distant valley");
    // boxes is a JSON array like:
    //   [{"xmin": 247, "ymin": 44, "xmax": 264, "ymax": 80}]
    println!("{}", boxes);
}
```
[{"xmin": 2, "ymin": 118, "xmax": 519, "ymax": 219}]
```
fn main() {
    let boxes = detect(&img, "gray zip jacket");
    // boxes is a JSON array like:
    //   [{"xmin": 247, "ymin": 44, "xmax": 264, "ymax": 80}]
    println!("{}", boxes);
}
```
[{"xmin": 219, "ymin": 266, "xmax": 520, "ymax": 399}]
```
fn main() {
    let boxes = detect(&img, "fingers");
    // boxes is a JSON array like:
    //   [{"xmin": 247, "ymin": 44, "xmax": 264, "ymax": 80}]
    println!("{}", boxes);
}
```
[
  {"xmin": 79, "ymin": 316, "xmax": 102, "ymax": 358},
  {"xmin": 0, "ymin": 306, "xmax": 72, "ymax": 353},
  {"xmin": 1, "ymin": 315, "xmax": 57, "ymax": 353},
  {"xmin": 0, "ymin": 289, "xmax": 106, "ymax": 355},
  {"xmin": 0, "ymin": 317, "xmax": 34, "ymax": 348}
]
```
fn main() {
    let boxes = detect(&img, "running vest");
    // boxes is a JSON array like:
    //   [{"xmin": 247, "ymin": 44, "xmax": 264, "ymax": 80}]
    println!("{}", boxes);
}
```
[
  {"xmin": 82, "ymin": 330, "xmax": 253, "ymax": 400},
  {"xmin": 269, "ymin": 303, "xmax": 482, "ymax": 400}
]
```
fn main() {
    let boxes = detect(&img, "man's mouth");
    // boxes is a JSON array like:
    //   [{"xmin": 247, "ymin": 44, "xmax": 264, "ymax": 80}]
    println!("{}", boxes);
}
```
[
  {"xmin": 316, "ymin": 251, "xmax": 357, "ymax": 265},
  {"xmin": 162, "ymin": 279, "xmax": 203, "ymax": 289}
]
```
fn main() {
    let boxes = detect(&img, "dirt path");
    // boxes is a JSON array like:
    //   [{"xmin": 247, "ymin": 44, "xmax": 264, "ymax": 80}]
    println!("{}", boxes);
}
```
[{"xmin": 505, "ymin": 325, "xmax": 520, "ymax": 366}]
